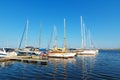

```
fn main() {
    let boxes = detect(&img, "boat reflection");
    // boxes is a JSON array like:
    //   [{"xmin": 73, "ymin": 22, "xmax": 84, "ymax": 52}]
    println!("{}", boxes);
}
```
[
  {"xmin": 77, "ymin": 55, "xmax": 97, "ymax": 80},
  {"xmin": 0, "ymin": 61, "xmax": 14, "ymax": 68},
  {"xmin": 48, "ymin": 58, "xmax": 76, "ymax": 80},
  {"xmin": 48, "ymin": 58, "xmax": 76, "ymax": 64}
]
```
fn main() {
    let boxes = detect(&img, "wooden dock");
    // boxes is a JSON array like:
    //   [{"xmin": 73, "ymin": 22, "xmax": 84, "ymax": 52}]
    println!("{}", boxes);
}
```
[{"xmin": 0, "ymin": 56, "xmax": 48, "ymax": 65}]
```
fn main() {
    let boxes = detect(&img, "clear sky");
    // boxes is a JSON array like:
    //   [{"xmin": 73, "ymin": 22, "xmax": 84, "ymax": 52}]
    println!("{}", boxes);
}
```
[{"xmin": 0, "ymin": 0, "xmax": 120, "ymax": 48}]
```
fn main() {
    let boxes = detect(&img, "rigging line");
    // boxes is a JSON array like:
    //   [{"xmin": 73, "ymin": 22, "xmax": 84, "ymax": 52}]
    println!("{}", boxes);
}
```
[{"xmin": 18, "ymin": 22, "xmax": 27, "ymax": 49}]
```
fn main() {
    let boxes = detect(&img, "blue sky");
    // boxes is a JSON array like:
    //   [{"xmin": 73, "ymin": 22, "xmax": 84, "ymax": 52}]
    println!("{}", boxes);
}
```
[{"xmin": 0, "ymin": 0, "xmax": 120, "ymax": 48}]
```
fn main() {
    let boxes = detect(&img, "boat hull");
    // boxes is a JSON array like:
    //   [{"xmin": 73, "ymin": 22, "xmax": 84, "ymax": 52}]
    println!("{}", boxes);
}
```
[
  {"xmin": 77, "ymin": 49, "xmax": 98, "ymax": 55},
  {"xmin": 48, "ymin": 52, "xmax": 76, "ymax": 58}
]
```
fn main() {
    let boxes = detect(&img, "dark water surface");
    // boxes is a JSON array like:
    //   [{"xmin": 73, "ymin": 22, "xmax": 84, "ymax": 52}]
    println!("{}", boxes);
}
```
[{"xmin": 0, "ymin": 50, "xmax": 120, "ymax": 80}]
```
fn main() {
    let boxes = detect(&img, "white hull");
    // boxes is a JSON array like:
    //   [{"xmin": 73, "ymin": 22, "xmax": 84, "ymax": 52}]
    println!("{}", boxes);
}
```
[
  {"xmin": 0, "ymin": 54, "xmax": 7, "ymax": 57},
  {"xmin": 0, "ymin": 48, "xmax": 17, "ymax": 58},
  {"xmin": 48, "ymin": 52, "xmax": 76, "ymax": 58},
  {"xmin": 0, "ymin": 52, "xmax": 17, "ymax": 58},
  {"xmin": 77, "ymin": 49, "xmax": 98, "ymax": 55}
]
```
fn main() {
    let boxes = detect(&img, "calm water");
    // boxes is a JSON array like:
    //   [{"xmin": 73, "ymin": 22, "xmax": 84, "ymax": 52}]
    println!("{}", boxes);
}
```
[{"xmin": 0, "ymin": 50, "xmax": 120, "ymax": 80}]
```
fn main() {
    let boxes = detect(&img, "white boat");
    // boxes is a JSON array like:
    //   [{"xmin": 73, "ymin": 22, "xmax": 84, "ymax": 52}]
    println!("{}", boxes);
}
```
[
  {"xmin": 17, "ymin": 20, "xmax": 43, "ymax": 56},
  {"xmin": 0, "ymin": 48, "xmax": 17, "ymax": 57},
  {"xmin": 78, "ymin": 49, "xmax": 98, "ymax": 55},
  {"xmin": 48, "ymin": 18, "xmax": 76, "ymax": 58},
  {"xmin": 16, "ymin": 46, "xmax": 43, "ymax": 56},
  {"xmin": 48, "ymin": 52, "xmax": 76, "ymax": 58},
  {"xmin": 77, "ymin": 16, "xmax": 98, "ymax": 55}
]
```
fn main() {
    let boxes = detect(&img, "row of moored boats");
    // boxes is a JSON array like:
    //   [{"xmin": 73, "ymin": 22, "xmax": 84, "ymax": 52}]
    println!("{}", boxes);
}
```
[
  {"xmin": 0, "ymin": 16, "xmax": 99, "ymax": 58},
  {"xmin": 0, "ymin": 47, "xmax": 98, "ymax": 58}
]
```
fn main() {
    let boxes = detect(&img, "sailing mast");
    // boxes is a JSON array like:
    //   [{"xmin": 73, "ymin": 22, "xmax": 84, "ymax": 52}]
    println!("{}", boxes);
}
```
[
  {"xmin": 38, "ymin": 22, "xmax": 42, "ymax": 48},
  {"xmin": 53, "ymin": 24, "xmax": 58, "ymax": 51},
  {"xmin": 83, "ymin": 23, "xmax": 86, "ymax": 48},
  {"xmin": 81, "ymin": 16, "xmax": 84, "ymax": 49},
  {"xmin": 63, "ymin": 18, "xmax": 67, "ymax": 52},
  {"xmin": 25, "ymin": 19, "xmax": 28, "ymax": 47},
  {"xmin": 18, "ymin": 20, "xmax": 28, "ymax": 49},
  {"xmin": 81, "ymin": 16, "xmax": 86, "ymax": 49},
  {"xmin": 88, "ymin": 30, "xmax": 94, "ymax": 49},
  {"xmin": 54, "ymin": 25, "xmax": 57, "ymax": 48}
]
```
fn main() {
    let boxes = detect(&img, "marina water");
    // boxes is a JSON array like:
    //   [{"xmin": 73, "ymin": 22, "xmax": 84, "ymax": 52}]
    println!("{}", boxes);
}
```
[{"xmin": 0, "ymin": 50, "xmax": 120, "ymax": 80}]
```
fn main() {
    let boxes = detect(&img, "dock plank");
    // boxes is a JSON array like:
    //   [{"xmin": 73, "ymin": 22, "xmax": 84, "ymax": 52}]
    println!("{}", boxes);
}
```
[{"xmin": 0, "ymin": 56, "xmax": 48, "ymax": 65}]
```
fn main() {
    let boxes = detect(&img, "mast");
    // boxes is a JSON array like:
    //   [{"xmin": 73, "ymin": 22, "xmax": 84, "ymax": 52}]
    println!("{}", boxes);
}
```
[
  {"xmin": 25, "ymin": 19, "xmax": 28, "ymax": 47},
  {"xmin": 53, "ymin": 24, "xmax": 57, "ymax": 49},
  {"xmin": 83, "ymin": 23, "xmax": 86, "ymax": 48},
  {"xmin": 81, "ymin": 16, "xmax": 84, "ymax": 49},
  {"xmin": 88, "ymin": 30, "xmax": 94, "ymax": 49},
  {"xmin": 18, "ymin": 20, "xmax": 28, "ymax": 49},
  {"xmin": 47, "ymin": 29, "xmax": 54, "ymax": 50},
  {"xmin": 38, "ymin": 22, "xmax": 42, "ymax": 48},
  {"xmin": 88, "ymin": 30, "xmax": 91, "ymax": 49},
  {"xmin": 64, "ymin": 18, "xmax": 66, "ymax": 51}
]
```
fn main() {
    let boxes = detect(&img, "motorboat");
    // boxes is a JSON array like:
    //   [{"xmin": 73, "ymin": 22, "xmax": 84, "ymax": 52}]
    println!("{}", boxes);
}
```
[{"xmin": 0, "ymin": 48, "xmax": 17, "ymax": 57}]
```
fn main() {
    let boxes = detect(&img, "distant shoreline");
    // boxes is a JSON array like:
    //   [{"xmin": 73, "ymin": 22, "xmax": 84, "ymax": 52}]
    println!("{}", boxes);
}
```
[{"xmin": 99, "ymin": 49, "xmax": 120, "ymax": 50}]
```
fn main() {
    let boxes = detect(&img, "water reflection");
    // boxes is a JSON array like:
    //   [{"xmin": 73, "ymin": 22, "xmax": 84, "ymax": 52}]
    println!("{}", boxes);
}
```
[
  {"xmin": 0, "ymin": 56, "xmax": 97, "ymax": 80},
  {"xmin": 48, "ymin": 58, "xmax": 76, "ymax": 80},
  {"xmin": 0, "ymin": 61, "xmax": 14, "ymax": 68},
  {"xmin": 76, "ymin": 55, "xmax": 97, "ymax": 80},
  {"xmin": 0, "ymin": 50, "xmax": 120, "ymax": 80},
  {"xmin": 47, "ymin": 55, "xmax": 97, "ymax": 80}
]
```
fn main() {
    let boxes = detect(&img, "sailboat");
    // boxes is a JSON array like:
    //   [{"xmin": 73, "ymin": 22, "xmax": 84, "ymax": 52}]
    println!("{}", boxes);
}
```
[
  {"xmin": 77, "ymin": 16, "xmax": 98, "ymax": 55},
  {"xmin": 48, "ymin": 18, "xmax": 76, "ymax": 58},
  {"xmin": 17, "ymin": 20, "xmax": 42, "ymax": 56}
]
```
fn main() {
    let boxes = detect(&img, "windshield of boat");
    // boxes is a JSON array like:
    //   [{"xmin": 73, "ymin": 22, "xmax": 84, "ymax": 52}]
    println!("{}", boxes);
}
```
[{"xmin": 4, "ymin": 48, "xmax": 14, "ymax": 52}]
